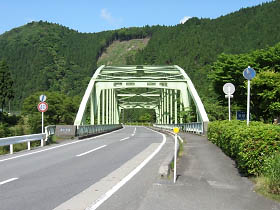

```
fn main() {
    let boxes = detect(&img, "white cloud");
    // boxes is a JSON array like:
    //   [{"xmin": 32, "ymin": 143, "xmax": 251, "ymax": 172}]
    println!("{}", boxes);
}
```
[
  {"xmin": 180, "ymin": 16, "xmax": 191, "ymax": 24},
  {"xmin": 25, "ymin": 18, "xmax": 35, "ymax": 23},
  {"xmin": 101, "ymin": 9, "xmax": 113, "ymax": 23},
  {"xmin": 100, "ymin": 8, "xmax": 123, "ymax": 26}
]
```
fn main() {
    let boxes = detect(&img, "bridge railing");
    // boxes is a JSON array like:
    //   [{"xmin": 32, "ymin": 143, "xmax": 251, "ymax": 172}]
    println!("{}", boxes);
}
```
[
  {"xmin": 153, "ymin": 122, "xmax": 205, "ymax": 134},
  {"xmin": 76, "ymin": 124, "xmax": 123, "ymax": 137}
]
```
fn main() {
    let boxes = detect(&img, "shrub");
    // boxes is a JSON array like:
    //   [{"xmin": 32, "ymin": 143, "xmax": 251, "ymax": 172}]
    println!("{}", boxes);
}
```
[{"xmin": 208, "ymin": 120, "xmax": 280, "ymax": 176}]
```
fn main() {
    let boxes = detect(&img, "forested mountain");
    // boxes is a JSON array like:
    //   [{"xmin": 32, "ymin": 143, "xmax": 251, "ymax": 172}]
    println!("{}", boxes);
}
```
[
  {"xmin": 0, "ymin": 22, "xmax": 153, "ymax": 110},
  {"xmin": 0, "ymin": 0, "xmax": 280, "ymax": 112},
  {"xmin": 129, "ymin": 0, "xmax": 280, "ymax": 96}
]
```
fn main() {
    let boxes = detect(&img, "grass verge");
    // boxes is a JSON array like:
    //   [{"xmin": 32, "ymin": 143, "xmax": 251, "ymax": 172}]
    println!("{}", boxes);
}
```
[{"xmin": 253, "ymin": 176, "xmax": 280, "ymax": 202}]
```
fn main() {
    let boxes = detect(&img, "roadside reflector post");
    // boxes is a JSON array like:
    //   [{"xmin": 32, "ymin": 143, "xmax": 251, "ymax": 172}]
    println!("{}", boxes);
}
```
[
  {"xmin": 10, "ymin": 144, "xmax": 13, "ymax": 154},
  {"xmin": 28, "ymin": 141, "xmax": 31, "ymax": 150},
  {"xmin": 173, "ymin": 127, "xmax": 180, "ymax": 183}
]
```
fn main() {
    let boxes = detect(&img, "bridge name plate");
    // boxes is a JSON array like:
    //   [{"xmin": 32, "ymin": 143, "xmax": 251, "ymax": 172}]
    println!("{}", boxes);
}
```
[{"xmin": 55, "ymin": 125, "xmax": 76, "ymax": 138}]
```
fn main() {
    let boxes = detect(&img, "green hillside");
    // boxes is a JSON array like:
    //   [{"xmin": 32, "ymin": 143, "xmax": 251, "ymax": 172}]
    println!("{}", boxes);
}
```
[
  {"xmin": 0, "ymin": 22, "xmax": 153, "ymax": 110},
  {"xmin": 0, "ymin": 0, "xmax": 280, "ymax": 113},
  {"xmin": 129, "ymin": 1, "xmax": 280, "ymax": 96}
]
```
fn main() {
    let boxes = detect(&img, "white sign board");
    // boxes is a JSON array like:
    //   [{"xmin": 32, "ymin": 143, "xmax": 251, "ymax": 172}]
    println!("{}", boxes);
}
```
[
  {"xmin": 223, "ymin": 83, "xmax": 235, "ymax": 121},
  {"xmin": 223, "ymin": 83, "xmax": 235, "ymax": 95}
]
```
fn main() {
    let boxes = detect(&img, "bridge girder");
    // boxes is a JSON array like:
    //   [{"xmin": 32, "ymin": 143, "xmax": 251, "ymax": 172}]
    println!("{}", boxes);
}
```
[{"xmin": 74, "ymin": 65, "xmax": 209, "ymax": 125}]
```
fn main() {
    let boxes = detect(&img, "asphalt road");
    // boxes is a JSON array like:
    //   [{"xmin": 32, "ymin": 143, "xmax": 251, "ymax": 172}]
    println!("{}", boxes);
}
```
[
  {"xmin": 0, "ymin": 126, "xmax": 165, "ymax": 210},
  {"xmin": 96, "ymin": 132, "xmax": 280, "ymax": 210}
]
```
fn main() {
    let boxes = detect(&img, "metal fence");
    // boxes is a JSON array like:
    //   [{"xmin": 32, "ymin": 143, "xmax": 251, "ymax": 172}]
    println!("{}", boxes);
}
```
[{"xmin": 153, "ymin": 122, "xmax": 204, "ymax": 134}]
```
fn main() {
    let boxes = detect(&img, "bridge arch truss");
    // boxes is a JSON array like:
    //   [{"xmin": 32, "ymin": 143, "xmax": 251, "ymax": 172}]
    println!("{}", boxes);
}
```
[{"xmin": 74, "ymin": 65, "xmax": 209, "ymax": 126}]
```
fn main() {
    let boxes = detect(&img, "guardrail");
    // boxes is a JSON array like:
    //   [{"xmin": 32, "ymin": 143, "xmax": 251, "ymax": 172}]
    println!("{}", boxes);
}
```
[
  {"xmin": 0, "ymin": 124, "xmax": 122, "ymax": 155},
  {"xmin": 77, "ymin": 124, "xmax": 123, "ymax": 137},
  {"xmin": 153, "ymin": 122, "xmax": 204, "ymax": 134},
  {"xmin": 0, "ymin": 133, "xmax": 46, "ymax": 154}
]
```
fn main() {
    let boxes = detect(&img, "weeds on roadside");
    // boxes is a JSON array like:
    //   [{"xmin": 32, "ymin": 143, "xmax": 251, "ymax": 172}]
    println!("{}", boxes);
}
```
[{"xmin": 263, "ymin": 153, "xmax": 280, "ymax": 194}]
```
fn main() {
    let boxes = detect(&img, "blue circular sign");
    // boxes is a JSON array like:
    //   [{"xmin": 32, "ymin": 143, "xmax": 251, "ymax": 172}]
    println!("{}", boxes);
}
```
[{"xmin": 243, "ymin": 66, "xmax": 256, "ymax": 80}]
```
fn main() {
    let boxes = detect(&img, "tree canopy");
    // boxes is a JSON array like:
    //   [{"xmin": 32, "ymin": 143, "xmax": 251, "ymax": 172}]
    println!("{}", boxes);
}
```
[
  {"xmin": 209, "ymin": 42, "xmax": 280, "ymax": 122},
  {"xmin": 22, "ymin": 91, "xmax": 80, "ymax": 132},
  {"xmin": 0, "ymin": 60, "xmax": 14, "ymax": 112}
]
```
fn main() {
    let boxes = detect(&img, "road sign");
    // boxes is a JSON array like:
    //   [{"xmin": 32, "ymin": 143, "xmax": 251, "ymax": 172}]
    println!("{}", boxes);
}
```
[
  {"xmin": 39, "ymin": 95, "xmax": 47, "ymax": 102},
  {"xmin": 243, "ymin": 66, "xmax": 256, "ymax": 80},
  {"xmin": 37, "ymin": 102, "xmax": 48, "ymax": 112},
  {"xmin": 223, "ymin": 83, "xmax": 235, "ymax": 121},
  {"xmin": 243, "ymin": 66, "xmax": 256, "ymax": 126},
  {"xmin": 173, "ymin": 127, "xmax": 180, "ymax": 133},
  {"xmin": 236, "ymin": 111, "xmax": 246, "ymax": 121},
  {"xmin": 223, "ymin": 83, "xmax": 235, "ymax": 95}
]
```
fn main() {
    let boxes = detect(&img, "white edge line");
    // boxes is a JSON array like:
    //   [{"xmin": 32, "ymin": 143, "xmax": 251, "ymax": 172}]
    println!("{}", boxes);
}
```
[
  {"xmin": 76, "ymin": 145, "xmax": 107, "ymax": 157},
  {"xmin": 86, "ymin": 127, "xmax": 166, "ymax": 210},
  {"xmin": 119, "ymin": 137, "xmax": 129, "ymax": 142},
  {"xmin": 0, "ymin": 177, "xmax": 18, "ymax": 185},
  {"xmin": 0, "ymin": 127, "xmax": 124, "ymax": 163}
]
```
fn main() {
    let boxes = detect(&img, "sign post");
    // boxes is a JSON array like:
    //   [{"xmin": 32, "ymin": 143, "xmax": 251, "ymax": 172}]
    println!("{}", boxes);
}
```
[
  {"xmin": 243, "ymin": 66, "xmax": 256, "ymax": 126},
  {"xmin": 173, "ymin": 127, "xmax": 180, "ymax": 183},
  {"xmin": 223, "ymin": 83, "xmax": 235, "ymax": 121},
  {"xmin": 38, "ymin": 100, "xmax": 48, "ymax": 146}
]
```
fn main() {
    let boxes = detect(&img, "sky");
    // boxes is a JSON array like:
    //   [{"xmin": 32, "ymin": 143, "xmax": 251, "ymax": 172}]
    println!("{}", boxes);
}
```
[{"xmin": 0, "ymin": 0, "xmax": 272, "ymax": 35}]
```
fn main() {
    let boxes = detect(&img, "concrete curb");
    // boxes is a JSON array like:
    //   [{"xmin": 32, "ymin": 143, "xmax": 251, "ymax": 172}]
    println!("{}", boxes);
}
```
[
  {"xmin": 158, "ymin": 151, "xmax": 174, "ymax": 178},
  {"xmin": 149, "ymin": 127, "xmax": 181, "ymax": 178}
]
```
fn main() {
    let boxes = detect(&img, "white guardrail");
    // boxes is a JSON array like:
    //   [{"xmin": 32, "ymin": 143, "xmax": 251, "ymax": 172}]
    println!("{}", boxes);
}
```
[
  {"xmin": 0, "ymin": 133, "xmax": 46, "ymax": 154},
  {"xmin": 0, "ymin": 124, "xmax": 122, "ymax": 155},
  {"xmin": 153, "ymin": 122, "xmax": 204, "ymax": 134},
  {"xmin": 0, "ymin": 125, "xmax": 56, "ymax": 155}
]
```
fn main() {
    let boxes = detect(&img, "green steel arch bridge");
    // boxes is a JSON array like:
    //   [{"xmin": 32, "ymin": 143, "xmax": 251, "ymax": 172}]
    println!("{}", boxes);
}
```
[{"xmin": 74, "ymin": 65, "xmax": 209, "ymax": 134}]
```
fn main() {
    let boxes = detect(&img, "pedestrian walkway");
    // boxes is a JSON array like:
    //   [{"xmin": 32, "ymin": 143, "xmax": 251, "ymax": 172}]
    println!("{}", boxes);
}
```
[{"xmin": 138, "ymin": 133, "xmax": 280, "ymax": 210}]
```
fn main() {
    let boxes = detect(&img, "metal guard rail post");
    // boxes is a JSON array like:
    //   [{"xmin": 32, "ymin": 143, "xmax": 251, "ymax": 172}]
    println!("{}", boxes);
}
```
[{"xmin": 0, "ymin": 133, "xmax": 46, "ymax": 154}]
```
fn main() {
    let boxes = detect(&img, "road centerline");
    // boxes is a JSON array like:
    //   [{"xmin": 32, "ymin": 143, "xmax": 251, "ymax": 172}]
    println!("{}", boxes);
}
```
[
  {"xmin": 76, "ymin": 145, "xmax": 107, "ymax": 157},
  {"xmin": 0, "ymin": 177, "xmax": 18, "ymax": 186},
  {"xmin": 120, "ymin": 137, "xmax": 130, "ymax": 142}
]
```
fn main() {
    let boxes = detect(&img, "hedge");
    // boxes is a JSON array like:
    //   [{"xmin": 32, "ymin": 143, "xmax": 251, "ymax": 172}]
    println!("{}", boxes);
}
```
[{"xmin": 208, "ymin": 120, "xmax": 280, "ymax": 176}]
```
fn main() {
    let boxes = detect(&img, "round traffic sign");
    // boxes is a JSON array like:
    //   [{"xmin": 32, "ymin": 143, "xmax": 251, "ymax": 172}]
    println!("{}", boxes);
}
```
[
  {"xmin": 243, "ymin": 66, "xmax": 256, "ymax": 80},
  {"xmin": 39, "ymin": 95, "xmax": 47, "ymax": 102},
  {"xmin": 38, "ymin": 102, "xmax": 48, "ymax": 112},
  {"xmin": 223, "ymin": 83, "xmax": 235, "ymax": 95}
]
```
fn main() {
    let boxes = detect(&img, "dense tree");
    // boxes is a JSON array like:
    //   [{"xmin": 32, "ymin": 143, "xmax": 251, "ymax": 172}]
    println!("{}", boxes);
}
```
[
  {"xmin": 0, "ymin": 60, "xmax": 14, "ymax": 112},
  {"xmin": 251, "ymin": 71, "xmax": 280, "ymax": 121},
  {"xmin": 22, "ymin": 91, "xmax": 80, "ymax": 133},
  {"xmin": 209, "ymin": 42, "xmax": 280, "ymax": 122}
]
